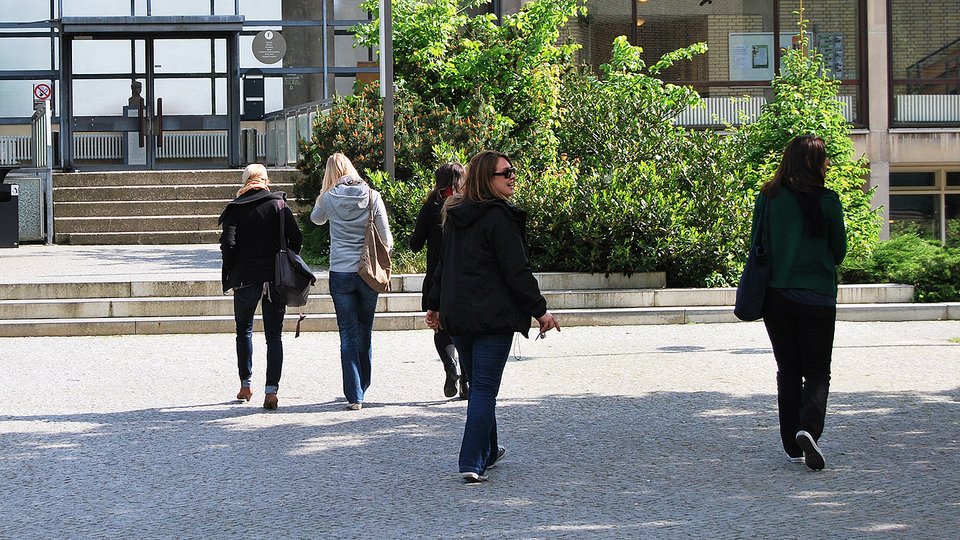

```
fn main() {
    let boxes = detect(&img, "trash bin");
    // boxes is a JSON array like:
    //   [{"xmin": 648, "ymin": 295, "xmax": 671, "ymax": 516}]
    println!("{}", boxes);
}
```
[{"xmin": 0, "ymin": 183, "xmax": 19, "ymax": 248}]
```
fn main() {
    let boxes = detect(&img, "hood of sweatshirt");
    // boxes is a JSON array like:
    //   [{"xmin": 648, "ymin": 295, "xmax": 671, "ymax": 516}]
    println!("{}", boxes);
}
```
[
  {"xmin": 325, "ymin": 176, "xmax": 372, "ymax": 221},
  {"xmin": 447, "ymin": 198, "xmax": 524, "ymax": 228},
  {"xmin": 217, "ymin": 189, "xmax": 285, "ymax": 225}
]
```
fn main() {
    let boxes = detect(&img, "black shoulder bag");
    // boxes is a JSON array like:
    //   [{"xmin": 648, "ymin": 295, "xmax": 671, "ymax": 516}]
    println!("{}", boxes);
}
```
[
  {"xmin": 734, "ymin": 196, "xmax": 771, "ymax": 322},
  {"xmin": 273, "ymin": 199, "xmax": 317, "ymax": 334}
]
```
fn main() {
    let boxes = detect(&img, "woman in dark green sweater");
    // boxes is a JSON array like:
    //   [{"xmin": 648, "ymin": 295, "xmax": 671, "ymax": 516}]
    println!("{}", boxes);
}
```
[{"xmin": 752, "ymin": 135, "xmax": 846, "ymax": 471}]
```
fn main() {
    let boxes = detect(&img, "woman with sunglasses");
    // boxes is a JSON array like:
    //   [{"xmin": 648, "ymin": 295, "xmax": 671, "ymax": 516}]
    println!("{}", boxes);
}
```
[
  {"xmin": 425, "ymin": 150, "xmax": 560, "ymax": 483},
  {"xmin": 411, "ymin": 162, "xmax": 468, "ymax": 399},
  {"xmin": 752, "ymin": 135, "xmax": 846, "ymax": 470}
]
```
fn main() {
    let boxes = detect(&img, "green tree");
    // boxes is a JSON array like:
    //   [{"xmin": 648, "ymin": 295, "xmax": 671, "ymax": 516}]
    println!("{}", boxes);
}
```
[
  {"xmin": 732, "ymin": 15, "xmax": 882, "ymax": 263},
  {"xmin": 352, "ymin": 0, "xmax": 583, "ymax": 168}
]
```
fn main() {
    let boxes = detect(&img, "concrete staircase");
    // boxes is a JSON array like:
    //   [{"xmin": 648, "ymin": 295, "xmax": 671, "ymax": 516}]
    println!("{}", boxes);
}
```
[
  {"xmin": 0, "ymin": 271, "xmax": 936, "ymax": 338},
  {"xmin": 52, "ymin": 169, "xmax": 304, "ymax": 245}
]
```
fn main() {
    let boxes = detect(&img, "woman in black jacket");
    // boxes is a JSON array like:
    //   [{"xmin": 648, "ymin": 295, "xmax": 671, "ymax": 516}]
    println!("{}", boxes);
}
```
[
  {"xmin": 219, "ymin": 164, "xmax": 302, "ymax": 410},
  {"xmin": 426, "ymin": 150, "xmax": 560, "ymax": 483},
  {"xmin": 410, "ymin": 162, "xmax": 466, "ymax": 399}
]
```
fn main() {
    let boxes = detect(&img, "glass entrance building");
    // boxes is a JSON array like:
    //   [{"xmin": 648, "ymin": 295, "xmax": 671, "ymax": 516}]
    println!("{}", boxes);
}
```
[{"xmin": 0, "ymin": 0, "xmax": 372, "ymax": 170}]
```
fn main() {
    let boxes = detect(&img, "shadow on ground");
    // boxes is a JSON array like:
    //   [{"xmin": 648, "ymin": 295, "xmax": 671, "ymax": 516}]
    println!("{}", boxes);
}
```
[{"xmin": 2, "ymin": 388, "xmax": 958, "ymax": 538}]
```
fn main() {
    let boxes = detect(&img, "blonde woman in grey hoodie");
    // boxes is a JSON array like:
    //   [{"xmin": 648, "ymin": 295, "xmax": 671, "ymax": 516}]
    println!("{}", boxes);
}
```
[{"xmin": 310, "ymin": 153, "xmax": 394, "ymax": 410}]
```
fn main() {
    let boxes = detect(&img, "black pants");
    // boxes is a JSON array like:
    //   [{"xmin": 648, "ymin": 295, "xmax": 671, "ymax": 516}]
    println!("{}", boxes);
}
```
[{"xmin": 762, "ymin": 289, "xmax": 837, "ymax": 456}]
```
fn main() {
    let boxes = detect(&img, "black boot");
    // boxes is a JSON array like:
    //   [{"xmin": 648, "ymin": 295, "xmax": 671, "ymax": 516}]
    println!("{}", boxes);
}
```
[{"xmin": 443, "ymin": 361, "xmax": 459, "ymax": 398}]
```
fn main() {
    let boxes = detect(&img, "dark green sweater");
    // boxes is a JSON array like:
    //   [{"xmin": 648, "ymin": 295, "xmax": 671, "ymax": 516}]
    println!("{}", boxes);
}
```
[{"xmin": 750, "ymin": 187, "xmax": 847, "ymax": 297}]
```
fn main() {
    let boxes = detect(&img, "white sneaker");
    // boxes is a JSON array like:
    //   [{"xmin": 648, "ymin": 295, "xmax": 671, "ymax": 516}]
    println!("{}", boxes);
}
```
[
  {"xmin": 785, "ymin": 454, "xmax": 805, "ymax": 464},
  {"xmin": 461, "ymin": 472, "xmax": 488, "ymax": 484},
  {"xmin": 795, "ymin": 430, "xmax": 825, "ymax": 470},
  {"xmin": 347, "ymin": 402, "xmax": 362, "ymax": 411}
]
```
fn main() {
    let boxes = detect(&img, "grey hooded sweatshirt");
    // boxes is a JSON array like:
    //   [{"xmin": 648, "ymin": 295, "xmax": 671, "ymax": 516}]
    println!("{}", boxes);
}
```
[{"xmin": 310, "ymin": 175, "xmax": 393, "ymax": 273}]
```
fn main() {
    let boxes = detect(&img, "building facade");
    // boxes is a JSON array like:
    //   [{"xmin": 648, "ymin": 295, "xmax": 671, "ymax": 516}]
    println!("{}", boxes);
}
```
[{"xmin": 0, "ymin": 0, "xmax": 958, "ymax": 243}]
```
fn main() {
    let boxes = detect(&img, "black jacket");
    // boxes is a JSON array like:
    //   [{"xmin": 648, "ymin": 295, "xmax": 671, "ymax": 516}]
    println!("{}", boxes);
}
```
[
  {"xmin": 426, "ymin": 198, "xmax": 547, "ymax": 337},
  {"xmin": 218, "ymin": 190, "xmax": 303, "ymax": 293},
  {"xmin": 410, "ymin": 197, "xmax": 444, "ymax": 311}
]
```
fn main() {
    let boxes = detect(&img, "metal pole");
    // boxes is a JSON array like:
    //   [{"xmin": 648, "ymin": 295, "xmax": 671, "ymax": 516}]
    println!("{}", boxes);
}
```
[
  {"xmin": 379, "ymin": 0, "xmax": 394, "ymax": 180},
  {"xmin": 43, "ymin": 103, "xmax": 53, "ymax": 244}
]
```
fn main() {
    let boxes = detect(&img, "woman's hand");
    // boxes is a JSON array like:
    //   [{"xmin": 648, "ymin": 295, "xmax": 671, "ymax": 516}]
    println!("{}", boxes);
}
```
[
  {"xmin": 425, "ymin": 310, "xmax": 441, "ymax": 331},
  {"xmin": 536, "ymin": 311, "xmax": 561, "ymax": 336}
]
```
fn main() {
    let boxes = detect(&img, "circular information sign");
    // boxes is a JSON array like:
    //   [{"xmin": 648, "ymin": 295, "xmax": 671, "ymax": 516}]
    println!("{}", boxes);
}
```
[{"xmin": 252, "ymin": 30, "xmax": 287, "ymax": 65}]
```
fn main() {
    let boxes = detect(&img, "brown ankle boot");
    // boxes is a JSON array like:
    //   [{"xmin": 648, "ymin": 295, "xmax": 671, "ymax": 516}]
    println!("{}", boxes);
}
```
[
  {"xmin": 236, "ymin": 387, "xmax": 253, "ymax": 402},
  {"xmin": 263, "ymin": 393, "xmax": 278, "ymax": 410}
]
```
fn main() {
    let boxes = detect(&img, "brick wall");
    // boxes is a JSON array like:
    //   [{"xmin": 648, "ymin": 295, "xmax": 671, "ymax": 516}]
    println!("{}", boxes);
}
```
[{"xmin": 890, "ymin": 0, "xmax": 960, "ymax": 80}]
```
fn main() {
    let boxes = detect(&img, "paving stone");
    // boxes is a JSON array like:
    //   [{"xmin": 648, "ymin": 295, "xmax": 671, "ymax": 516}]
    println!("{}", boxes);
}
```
[{"xmin": 1, "ymin": 321, "xmax": 958, "ymax": 538}]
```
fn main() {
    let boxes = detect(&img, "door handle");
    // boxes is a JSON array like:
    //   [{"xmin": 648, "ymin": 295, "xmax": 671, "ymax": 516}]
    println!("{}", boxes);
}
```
[
  {"xmin": 138, "ymin": 99, "xmax": 146, "ymax": 148},
  {"xmin": 156, "ymin": 98, "xmax": 163, "ymax": 148}
]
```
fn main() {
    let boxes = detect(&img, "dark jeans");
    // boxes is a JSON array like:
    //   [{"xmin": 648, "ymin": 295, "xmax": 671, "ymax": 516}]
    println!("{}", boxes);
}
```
[
  {"xmin": 329, "ymin": 271, "xmax": 380, "ymax": 404},
  {"xmin": 234, "ymin": 282, "xmax": 286, "ymax": 393},
  {"xmin": 451, "ymin": 333, "xmax": 513, "ymax": 475},
  {"xmin": 762, "ymin": 289, "xmax": 837, "ymax": 456}
]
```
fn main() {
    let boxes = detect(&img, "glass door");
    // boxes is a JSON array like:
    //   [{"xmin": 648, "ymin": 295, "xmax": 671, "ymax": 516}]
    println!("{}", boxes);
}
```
[{"xmin": 66, "ymin": 35, "xmax": 233, "ymax": 170}]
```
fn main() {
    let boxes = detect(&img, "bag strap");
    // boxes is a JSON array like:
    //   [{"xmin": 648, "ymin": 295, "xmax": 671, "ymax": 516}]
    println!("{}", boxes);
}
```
[
  {"xmin": 276, "ymin": 198, "xmax": 287, "ymax": 252},
  {"xmin": 755, "ymin": 195, "xmax": 770, "ymax": 250},
  {"xmin": 367, "ymin": 190, "xmax": 377, "ymax": 225}
]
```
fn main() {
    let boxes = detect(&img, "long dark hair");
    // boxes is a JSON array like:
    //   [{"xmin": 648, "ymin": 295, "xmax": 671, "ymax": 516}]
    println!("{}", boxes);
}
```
[
  {"xmin": 761, "ymin": 135, "xmax": 829, "ymax": 237},
  {"xmin": 425, "ymin": 162, "xmax": 464, "ymax": 204}
]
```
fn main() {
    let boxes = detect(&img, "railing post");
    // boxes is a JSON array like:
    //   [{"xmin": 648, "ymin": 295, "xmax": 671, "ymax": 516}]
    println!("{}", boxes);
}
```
[{"xmin": 30, "ymin": 103, "xmax": 55, "ymax": 244}]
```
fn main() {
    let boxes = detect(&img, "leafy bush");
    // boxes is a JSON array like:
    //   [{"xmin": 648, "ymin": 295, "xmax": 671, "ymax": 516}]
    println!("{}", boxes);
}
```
[
  {"xmin": 557, "ymin": 37, "xmax": 707, "ymax": 173},
  {"xmin": 518, "ymin": 131, "xmax": 750, "ymax": 287},
  {"xmin": 841, "ymin": 234, "xmax": 960, "ymax": 302},
  {"xmin": 352, "ymin": 0, "xmax": 583, "ymax": 170},
  {"xmin": 294, "ymin": 2, "xmax": 880, "ymax": 289},
  {"xmin": 296, "ymin": 84, "xmax": 507, "ymax": 204}
]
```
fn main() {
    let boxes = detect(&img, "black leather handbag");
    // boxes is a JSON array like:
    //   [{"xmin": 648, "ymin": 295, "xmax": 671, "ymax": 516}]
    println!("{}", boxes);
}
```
[{"xmin": 274, "ymin": 199, "xmax": 316, "ymax": 308}]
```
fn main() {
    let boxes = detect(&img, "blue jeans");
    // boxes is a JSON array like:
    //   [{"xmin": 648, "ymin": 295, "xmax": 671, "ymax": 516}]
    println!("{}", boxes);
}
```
[
  {"xmin": 451, "ymin": 333, "xmax": 514, "ymax": 475},
  {"xmin": 329, "ymin": 271, "xmax": 380, "ymax": 404},
  {"xmin": 234, "ymin": 282, "xmax": 286, "ymax": 394}
]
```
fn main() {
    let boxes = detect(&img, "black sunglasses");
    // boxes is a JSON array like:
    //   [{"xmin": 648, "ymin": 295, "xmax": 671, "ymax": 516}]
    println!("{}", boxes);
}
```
[{"xmin": 492, "ymin": 167, "xmax": 517, "ymax": 179}]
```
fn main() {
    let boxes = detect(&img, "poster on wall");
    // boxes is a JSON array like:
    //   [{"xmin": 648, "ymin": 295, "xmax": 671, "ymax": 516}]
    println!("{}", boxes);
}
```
[{"xmin": 729, "ymin": 33, "xmax": 813, "ymax": 81}]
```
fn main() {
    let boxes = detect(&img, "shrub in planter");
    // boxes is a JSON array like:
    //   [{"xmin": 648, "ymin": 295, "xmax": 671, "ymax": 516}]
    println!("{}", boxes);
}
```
[{"xmin": 841, "ymin": 234, "xmax": 960, "ymax": 302}]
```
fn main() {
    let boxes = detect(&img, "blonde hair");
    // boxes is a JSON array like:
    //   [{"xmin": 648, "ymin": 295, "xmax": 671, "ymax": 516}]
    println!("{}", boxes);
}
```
[
  {"xmin": 321, "ymin": 153, "xmax": 362, "ymax": 193},
  {"xmin": 242, "ymin": 163, "xmax": 269, "ymax": 184}
]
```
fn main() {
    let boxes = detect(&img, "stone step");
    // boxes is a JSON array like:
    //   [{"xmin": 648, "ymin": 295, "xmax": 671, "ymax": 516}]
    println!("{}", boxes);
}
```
[
  {"xmin": 55, "ymin": 215, "xmax": 221, "ymax": 234},
  {"xmin": 1, "ymin": 303, "xmax": 956, "ymax": 338},
  {"xmin": 54, "ymin": 230, "xmax": 222, "ymax": 245},
  {"xmin": 53, "ymin": 169, "xmax": 305, "ymax": 187},
  {"xmin": 0, "ymin": 273, "xmax": 665, "ymax": 300},
  {"xmin": 55, "ymin": 199, "xmax": 230, "ymax": 217},
  {"xmin": 54, "ymin": 199, "xmax": 310, "ymax": 218},
  {"xmin": 52, "ymin": 183, "xmax": 296, "ymax": 202},
  {"xmin": 0, "ymin": 289, "xmax": 670, "ymax": 320},
  {"xmin": 0, "ymin": 283, "xmax": 918, "ymax": 320}
]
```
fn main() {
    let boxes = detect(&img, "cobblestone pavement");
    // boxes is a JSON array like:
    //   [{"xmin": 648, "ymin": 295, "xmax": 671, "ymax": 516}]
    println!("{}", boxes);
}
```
[{"xmin": 1, "ymin": 321, "xmax": 958, "ymax": 539}]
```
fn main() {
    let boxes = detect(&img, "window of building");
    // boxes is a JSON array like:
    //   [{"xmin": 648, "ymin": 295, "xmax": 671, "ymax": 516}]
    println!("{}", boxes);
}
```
[
  {"xmin": 574, "ymin": 0, "xmax": 863, "ymax": 127},
  {"xmin": 889, "ymin": 169, "xmax": 960, "ymax": 246},
  {"xmin": 890, "ymin": 0, "xmax": 960, "ymax": 125}
]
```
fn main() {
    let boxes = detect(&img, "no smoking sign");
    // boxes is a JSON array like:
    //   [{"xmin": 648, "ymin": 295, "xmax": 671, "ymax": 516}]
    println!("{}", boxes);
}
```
[{"xmin": 34, "ymin": 83, "xmax": 52, "ymax": 101}]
